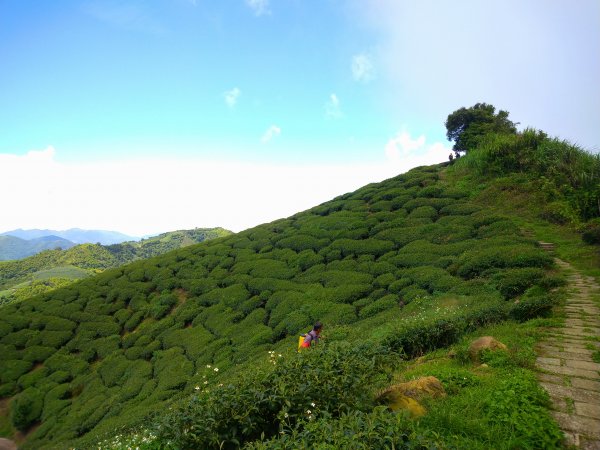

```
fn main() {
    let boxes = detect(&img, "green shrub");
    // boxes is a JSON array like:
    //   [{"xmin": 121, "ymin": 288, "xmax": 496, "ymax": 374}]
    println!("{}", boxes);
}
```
[
  {"xmin": 319, "ymin": 303, "xmax": 357, "ymax": 325},
  {"xmin": 18, "ymin": 366, "xmax": 49, "ymax": 389},
  {"xmin": 275, "ymin": 235, "xmax": 326, "ymax": 252},
  {"xmin": 0, "ymin": 343, "xmax": 19, "ymax": 360},
  {"xmin": 408, "ymin": 205, "xmax": 438, "ymax": 220},
  {"xmin": 42, "ymin": 384, "xmax": 71, "ymax": 421},
  {"xmin": 388, "ymin": 278, "xmax": 413, "ymax": 294},
  {"xmin": 456, "ymin": 245, "xmax": 553, "ymax": 278},
  {"xmin": 581, "ymin": 218, "xmax": 600, "ymax": 245},
  {"xmin": 78, "ymin": 322, "xmax": 120, "ymax": 339},
  {"xmin": 149, "ymin": 292, "xmax": 178, "ymax": 319},
  {"xmin": 247, "ymin": 406, "xmax": 439, "ymax": 449},
  {"xmin": 0, "ymin": 382, "xmax": 17, "ymax": 397},
  {"xmin": 381, "ymin": 302, "xmax": 510, "ymax": 357},
  {"xmin": 160, "ymin": 326, "xmax": 213, "ymax": 360},
  {"xmin": 45, "ymin": 353, "xmax": 88, "ymax": 378},
  {"xmin": 300, "ymin": 270, "xmax": 373, "ymax": 287},
  {"xmin": 1, "ymin": 359, "xmax": 33, "ymax": 383},
  {"xmin": 124, "ymin": 311, "xmax": 145, "ymax": 332},
  {"xmin": 2, "ymin": 329, "xmax": 39, "ymax": 348},
  {"xmin": 374, "ymin": 273, "xmax": 395, "ymax": 289},
  {"xmin": 273, "ymin": 310, "xmax": 311, "ymax": 337},
  {"xmin": 491, "ymin": 268, "xmax": 545, "ymax": 299},
  {"xmin": 359, "ymin": 295, "xmax": 398, "ymax": 319},
  {"xmin": 27, "ymin": 330, "xmax": 73, "ymax": 348},
  {"xmin": 509, "ymin": 295, "xmax": 556, "ymax": 322},
  {"xmin": 22, "ymin": 346, "xmax": 55, "ymax": 363},
  {"xmin": 201, "ymin": 284, "xmax": 250, "ymax": 308},
  {"xmin": 483, "ymin": 373, "xmax": 562, "ymax": 449},
  {"xmin": 439, "ymin": 202, "xmax": 481, "ymax": 216},
  {"xmin": 328, "ymin": 239, "xmax": 395, "ymax": 258},
  {"xmin": 10, "ymin": 387, "xmax": 44, "ymax": 431},
  {"xmin": 94, "ymin": 336, "xmax": 121, "ymax": 359},
  {"xmin": 153, "ymin": 342, "xmax": 396, "ymax": 449},
  {"xmin": 0, "ymin": 320, "xmax": 13, "ymax": 337},
  {"xmin": 399, "ymin": 286, "xmax": 429, "ymax": 303},
  {"xmin": 153, "ymin": 348, "xmax": 193, "ymax": 391}
]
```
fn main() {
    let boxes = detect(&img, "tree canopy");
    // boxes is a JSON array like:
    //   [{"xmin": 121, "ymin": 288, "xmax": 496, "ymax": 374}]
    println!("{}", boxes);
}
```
[{"xmin": 445, "ymin": 103, "xmax": 517, "ymax": 153}]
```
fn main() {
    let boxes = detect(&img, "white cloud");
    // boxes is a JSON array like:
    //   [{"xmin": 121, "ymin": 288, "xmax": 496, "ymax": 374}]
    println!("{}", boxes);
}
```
[
  {"xmin": 261, "ymin": 125, "xmax": 281, "ymax": 143},
  {"xmin": 325, "ymin": 93, "xmax": 342, "ymax": 119},
  {"xmin": 385, "ymin": 130, "xmax": 450, "ymax": 164},
  {"xmin": 352, "ymin": 53, "xmax": 375, "ymax": 82},
  {"xmin": 224, "ymin": 87, "xmax": 241, "ymax": 108},
  {"xmin": 357, "ymin": 0, "xmax": 600, "ymax": 150},
  {"xmin": 0, "ymin": 144, "xmax": 447, "ymax": 236},
  {"xmin": 0, "ymin": 136, "xmax": 450, "ymax": 240},
  {"xmin": 246, "ymin": 0, "xmax": 270, "ymax": 16}
]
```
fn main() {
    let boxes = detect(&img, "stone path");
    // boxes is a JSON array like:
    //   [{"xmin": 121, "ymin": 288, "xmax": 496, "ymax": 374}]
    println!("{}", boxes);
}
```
[{"xmin": 536, "ymin": 258, "xmax": 600, "ymax": 449}]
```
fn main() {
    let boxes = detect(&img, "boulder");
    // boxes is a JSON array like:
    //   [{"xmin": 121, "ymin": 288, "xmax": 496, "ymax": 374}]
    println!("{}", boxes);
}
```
[
  {"xmin": 0, "ymin": 439, "xmax": 17, "ymax": 450},
  {"xmin": 468, "ymin": 336, "xmax": 508, "ymax": 362},
  {"xmin": 377, "ymin": 376, "xmax": 446, "ymax": 417}
]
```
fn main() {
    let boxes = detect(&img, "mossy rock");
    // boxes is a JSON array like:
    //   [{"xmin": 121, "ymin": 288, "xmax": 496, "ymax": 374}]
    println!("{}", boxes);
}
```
[
  {"xmin": 468, "ymin": 336, "xmax": 508, "ymax": 362},
  {"xmin": 378, "ymin": 376, "xmax": 446, "ymax": 417}
]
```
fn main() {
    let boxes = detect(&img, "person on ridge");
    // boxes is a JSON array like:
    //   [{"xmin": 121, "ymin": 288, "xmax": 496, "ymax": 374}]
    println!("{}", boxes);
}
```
[{"xmin": 300, "ymin": 321, "xmax": 323, "ymax": 349}]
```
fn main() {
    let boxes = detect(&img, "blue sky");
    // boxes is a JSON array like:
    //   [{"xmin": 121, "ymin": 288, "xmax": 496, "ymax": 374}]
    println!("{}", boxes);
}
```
[{"xmin": 1, "ymin": 0, "xmax": 599, "ymax": 235}]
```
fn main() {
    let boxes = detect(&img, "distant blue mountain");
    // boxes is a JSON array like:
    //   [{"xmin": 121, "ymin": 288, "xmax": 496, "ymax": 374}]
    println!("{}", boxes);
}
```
[
  {"xmin": 0, "ymin": 235, "xmax": 76, "ymax": 261},
  {"xmin": 1, "ymin": 228, "xmax": 138, "ymax": 245}
]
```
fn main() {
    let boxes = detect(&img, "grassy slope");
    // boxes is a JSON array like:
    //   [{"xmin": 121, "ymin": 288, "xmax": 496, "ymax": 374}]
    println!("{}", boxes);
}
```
[
  {"xmin": 0, "ymin": 235, "xmax": 75, "ymax": 261},
  {"xmin": 0, "ymin": 228, "xmax": 231, "ymax": 305},
  {"xmin": 0, "ymin": 162, "xmax": 573, "ymax": 449}
]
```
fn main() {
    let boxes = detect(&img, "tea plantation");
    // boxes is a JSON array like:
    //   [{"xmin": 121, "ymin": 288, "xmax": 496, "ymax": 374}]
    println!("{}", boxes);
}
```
[
  {"xmin": 0, "ymin": 227, "xmax": 231, "ymax": 306},
  {"xmin": 0, "ymin": 160, "xmax": 571, "ymax": 449}
]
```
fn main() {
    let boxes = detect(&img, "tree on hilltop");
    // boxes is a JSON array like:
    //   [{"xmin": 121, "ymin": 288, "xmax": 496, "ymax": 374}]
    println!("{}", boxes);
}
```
[{"xmin": 445, "ymin": 103, "xmax": 517, "ymax": 153}]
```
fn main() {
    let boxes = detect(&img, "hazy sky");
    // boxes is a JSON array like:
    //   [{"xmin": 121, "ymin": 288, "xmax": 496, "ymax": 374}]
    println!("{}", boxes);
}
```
[{"xmin": 1, "ymin": 0, "xmax": 598, "ymax": 235}]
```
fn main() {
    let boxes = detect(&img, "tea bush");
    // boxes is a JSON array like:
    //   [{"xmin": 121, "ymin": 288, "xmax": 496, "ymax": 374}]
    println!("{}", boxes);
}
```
[
  {"xmin": 153, "ymin": 342, "xmax": 396, "ymax": 449},
  {"xmin": 359, "ymin": 295, "xmax": 398, "ymax": 319},
  {"xmin": 247, "ymin": 407, "xmax": 439, "ymax": 449},
  {"xmin": 10, "ymin": 387, "xmax": 44, "ymax": 431},
  {"xmin": 491, "ymin": 268, "xmax": 545, "ymax": 299}
]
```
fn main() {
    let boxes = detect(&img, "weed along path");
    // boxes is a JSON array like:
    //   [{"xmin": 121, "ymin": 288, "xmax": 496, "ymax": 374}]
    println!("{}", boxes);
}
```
[{"xmin": 536, "ymin": 257, "xmax": 600, "ymax": 449}]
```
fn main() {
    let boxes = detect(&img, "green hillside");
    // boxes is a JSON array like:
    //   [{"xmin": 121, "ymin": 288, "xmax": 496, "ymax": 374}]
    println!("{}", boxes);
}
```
[
  {"xmin": 0, "ymin": 228, "xmax": 232, "ymax": 305},
  {"xmin": 0, "ymin": 117, "xmax": 598, "ymax": 449},
  {"xmin": 0, "ymin": 235, "xmax": 76, "ymax": 261}
]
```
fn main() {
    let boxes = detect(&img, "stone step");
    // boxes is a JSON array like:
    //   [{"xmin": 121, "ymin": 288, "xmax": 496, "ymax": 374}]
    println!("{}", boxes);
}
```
[
  {"xmin": 540, "ymin": 382, "xmax": 600, "ymax": 404},
  {"xmin": 572, "ymin": 378, "xmax": 600, "ymax": 393},
  {"xmin": 537, "ymin": 363, "xmax": 599, "ymax": 379},
  {"xmin": 552, "ymin": 412, "xmax": 600, "ymax": 439}
]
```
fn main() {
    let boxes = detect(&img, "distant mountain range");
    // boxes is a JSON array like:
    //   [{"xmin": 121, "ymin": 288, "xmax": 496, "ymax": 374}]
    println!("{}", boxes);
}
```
[
  {"xmin": 0, "ymin": 227, "xmax": 232, "ymax": 304},
  {"xmin": 0, "ymin": 235, "xmax": 76, "ymax": 261},
  {"xmin": 1, "ymin": 228, "xmax": 138, "ymax": 245}
]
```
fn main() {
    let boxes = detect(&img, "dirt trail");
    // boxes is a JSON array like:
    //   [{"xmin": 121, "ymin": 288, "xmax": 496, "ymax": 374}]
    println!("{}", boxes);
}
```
[{"xmin": 536, "ymin": 258, "xmax": 600, "ymax": 449}]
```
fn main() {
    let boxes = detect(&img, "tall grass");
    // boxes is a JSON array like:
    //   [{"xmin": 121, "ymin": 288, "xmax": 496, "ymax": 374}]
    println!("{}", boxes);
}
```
[{"xmin": 456, "ymin": 129, "xmax": 600, "ymax": 222}]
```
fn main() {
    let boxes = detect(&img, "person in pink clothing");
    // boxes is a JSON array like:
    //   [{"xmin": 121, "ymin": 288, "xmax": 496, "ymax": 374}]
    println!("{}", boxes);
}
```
[{"xmin": 300, "ymin": 321, "xmax": 323, "ymax": 349}]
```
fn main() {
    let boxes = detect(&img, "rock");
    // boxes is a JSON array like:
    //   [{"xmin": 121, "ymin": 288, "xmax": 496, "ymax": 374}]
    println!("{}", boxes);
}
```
[
  {"xmin": 0, "ymin": 439, "xmax": 17, "ymax": 450},
  {"xmin": 384, "ymin": 393, "xmax": 426, "ymax": 417},
  {"xmin": 468, "ymin": 336, "xmax": 508, "ymax": 362},
  {"xmin": 478, "ymin": 363, "xmax": 489, "ymax": 369},
  {"xmin": 394, "ymin": 376, "xmax": 447, "ymax": 400},
  {"xmin": 448, "ymin": 349, "xmax": 457, "ymax": 359},
  {"xmin": 377, "ymin": 376, "xmax": 446, "ymax": 417}
]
